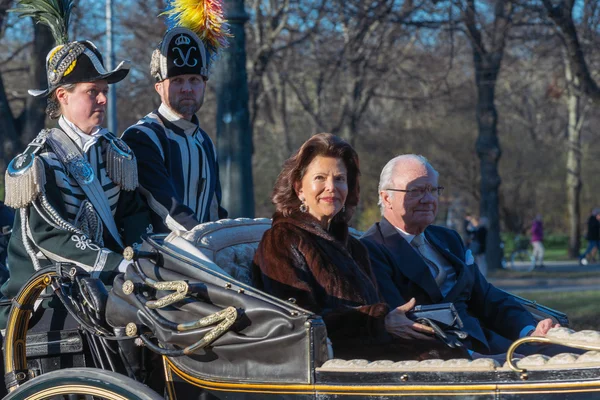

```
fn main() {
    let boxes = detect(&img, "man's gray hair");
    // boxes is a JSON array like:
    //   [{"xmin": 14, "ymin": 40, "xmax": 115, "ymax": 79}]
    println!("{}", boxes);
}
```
[{"xmin": 377, "ymin": 154, "xmax": 439, "ymax": 215}]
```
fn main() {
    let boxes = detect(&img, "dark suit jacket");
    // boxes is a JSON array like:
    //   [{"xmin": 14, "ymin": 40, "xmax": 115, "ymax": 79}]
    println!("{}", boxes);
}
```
[{"xmin": 361, "ymin": 218, "xmax": 536, "ymax": 354}]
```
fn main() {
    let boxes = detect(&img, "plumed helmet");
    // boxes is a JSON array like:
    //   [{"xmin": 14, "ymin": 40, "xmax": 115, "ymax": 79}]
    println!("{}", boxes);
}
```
[
  {"xmin": 9, "ymin": 0, "xmax": 130, "ymax": 97},
  {"xmin": 152, "ymin": 0, "xmax": 232, "ymax": 81},
  {"xmin": 150, "ymin": 28, "xmax": 208, "ymax": 82},
  {"xmin": 29, "ymin": 40, "xmax": 130, "ymax": 97}
]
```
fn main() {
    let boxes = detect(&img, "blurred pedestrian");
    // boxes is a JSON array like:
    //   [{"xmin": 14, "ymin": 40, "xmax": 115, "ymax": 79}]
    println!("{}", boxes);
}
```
[
  {"xmin": 0, "ymin": 201, "xmax": 14, "ymax": 231},
  {"xmin": 467, "ymin": 216, "xmax": 488, "ymax": 277},
  {"xmin": 530, "ymin": 214, "xmax": 545, "ymax": 269},
  {"xmin": 0, "ymin": 201, "xmax": 14, "ymax": 287},
  {"xmin": 463, "ymin": 212, "xmax": 474, "ymax": 246},
  {"xmin": 580, "ymin": 208, "xmax": 600, "ymax": 265}
]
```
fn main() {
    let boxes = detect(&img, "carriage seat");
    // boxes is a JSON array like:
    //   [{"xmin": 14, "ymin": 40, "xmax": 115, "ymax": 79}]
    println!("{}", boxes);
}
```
[
  {"xmin": 165, "ymin": 218, "xmax": 273, "ymax": 285},
  {"xmin": 164, "ymin": 218, "xmax": 363, "ymax": 286}
]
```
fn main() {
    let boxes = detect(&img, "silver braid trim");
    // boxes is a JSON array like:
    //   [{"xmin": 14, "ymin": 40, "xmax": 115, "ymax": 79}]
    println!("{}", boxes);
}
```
[
  {"xmin": 20, "ymin": 208, "xmax": 41, "ymax": 271},
  {"xmin": 38, "ymin": 195, "xmax": 105, "ymax": 250},
  {"xmin": 38, "ymin": 195, "xmax": 84, "ymax": 235},
  {"xmin": 27, "ymin": 196, "xmax": 105, "ymax": 273},
  {"xmin": 32, "ymin": 198, "xmax": 78, "ymax": 236},
  {"xmin": 48, "ymin": 43, "xmax": 86, "ymax": 85},
  {"xmin": 33, "ymin": 201, "xmax": 67, "ymax": 232},
  {"xmin": 73, "ymin": 201, "xmax": 104, "ymax": 246}
]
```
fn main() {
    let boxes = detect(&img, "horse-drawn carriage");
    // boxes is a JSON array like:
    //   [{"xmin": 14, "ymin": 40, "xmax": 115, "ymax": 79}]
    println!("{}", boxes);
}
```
[{"xmin": 4, "ymin": 218, "xmax": 600, "ymax": 399}]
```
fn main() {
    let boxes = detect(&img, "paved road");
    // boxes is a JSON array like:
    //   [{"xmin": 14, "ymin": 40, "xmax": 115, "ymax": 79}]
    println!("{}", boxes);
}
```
[{"xmin": 487, "ymin": 261, "xmax": 600, "ymax": 292}]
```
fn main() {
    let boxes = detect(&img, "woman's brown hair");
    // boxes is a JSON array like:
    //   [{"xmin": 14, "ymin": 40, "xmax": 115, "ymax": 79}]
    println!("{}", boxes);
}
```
[
  {"xmin": 272, "ymin": 133, "xmax": 360, "ymax": 223},
  {"xmin": 46, "ymin": 83, "xmax": 77, "ymax": 119}
]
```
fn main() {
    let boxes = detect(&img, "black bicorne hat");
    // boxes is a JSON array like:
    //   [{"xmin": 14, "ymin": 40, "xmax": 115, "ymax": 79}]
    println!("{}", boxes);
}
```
[
  {"xmin": 151, "ymin": 27, "xmax": 208, "ymax": 82},
  {"xmin": 29, "ymin": 40, "xmax": 130, "ymax": 97}
]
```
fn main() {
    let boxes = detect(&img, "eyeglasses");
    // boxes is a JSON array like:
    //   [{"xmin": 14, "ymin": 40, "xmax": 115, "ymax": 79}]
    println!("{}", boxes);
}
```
[{"xmin": 386, "ymin": 186, "xmax": 444, "ymax": 199}]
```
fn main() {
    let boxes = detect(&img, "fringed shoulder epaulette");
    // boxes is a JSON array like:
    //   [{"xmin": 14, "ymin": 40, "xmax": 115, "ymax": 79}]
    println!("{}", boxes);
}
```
[
  {"xmin": 4, "ymin": 130, "xmax": 49, "ymax": 208},
  {"xmin": 104, "ymin": 132, "xmax": 138, "ymax": 191}
]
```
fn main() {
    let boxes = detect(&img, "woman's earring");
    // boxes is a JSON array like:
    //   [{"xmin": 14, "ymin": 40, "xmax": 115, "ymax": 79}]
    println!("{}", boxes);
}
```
[
  {"xmin": 299, "ymin": 199, "xmax": 308, "ymax": 213},
  {"xmin": 342, "ymin": 205, "xmax": 346, "ymax": 213}
]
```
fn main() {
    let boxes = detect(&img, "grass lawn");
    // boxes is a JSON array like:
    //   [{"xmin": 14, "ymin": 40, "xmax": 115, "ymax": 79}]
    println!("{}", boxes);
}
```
[
  {"xmin": 501, "ymin": 233, "xmax": 580, "ymax": 262},
  {"xmin": 513, "ymin": 290, "xmax": 600, "ymax": 331},
  {"xmin": 489, "ymin": 269, "xmax": 598, "ymax": 279},
  {"xmin": 503, "ymin": 247, "xmax": 572, "ymax": 262},
  {"xmin": 542, "ymin": 248, "xmax": 572, "ymax": 261}
]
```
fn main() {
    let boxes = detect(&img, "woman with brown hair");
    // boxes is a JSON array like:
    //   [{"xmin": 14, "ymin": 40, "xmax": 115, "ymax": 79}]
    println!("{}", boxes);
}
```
[{"xmin": 253, "ymin": 133, "xmax": 465, "ymax": 361}]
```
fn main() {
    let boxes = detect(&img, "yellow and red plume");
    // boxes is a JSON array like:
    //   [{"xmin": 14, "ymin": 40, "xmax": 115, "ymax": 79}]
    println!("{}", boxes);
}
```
[{"xmin": 161, "ymin": 0, "xmax": 232, "ymax": 54}]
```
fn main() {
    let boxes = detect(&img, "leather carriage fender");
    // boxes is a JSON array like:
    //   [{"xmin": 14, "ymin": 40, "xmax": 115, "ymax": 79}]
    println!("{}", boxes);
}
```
[
  {"xmin": 107, "ymin": 275, "xmax": 241, "ymax": 351},
  {"xmin": 106, "ymin": 277, "xmax": 140, "ymax": 332},
  {"xmin": 106, "ymin": 268, "xmax": 328, "ymax": 384},
  {"xmin": 77, "ymin": 277, "xmax": 109, "ymax": 321}
]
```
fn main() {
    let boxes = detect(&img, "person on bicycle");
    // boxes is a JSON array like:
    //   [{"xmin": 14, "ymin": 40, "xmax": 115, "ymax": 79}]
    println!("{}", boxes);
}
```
[
  {"xmin": 530, "ymin": 214, "xmax": 545, "ymax": 269},
  {"xmin": 580, "ymin": 209, "xmax": 600, "ymax": 265},
  {"xmin": 466, "ymin": 216, "xmax": 488, "ymax": 277},
  {"xmin": 1, "ymin": 36, "xmax": 152, "ymax": 328}
]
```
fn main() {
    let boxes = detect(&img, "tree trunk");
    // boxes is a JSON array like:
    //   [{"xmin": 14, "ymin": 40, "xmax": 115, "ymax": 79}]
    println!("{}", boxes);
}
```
[
  {"xmin": 474, "ymin": 59, "xmax": 503, "ymax": 271},
  {"xmin": 0, "ymin": 73, "xmax": 19, "ymax": 177},
  {"xmin": 19, "ymin": 23, "xmax": 53, "ymax": 145},
  {"xmin": 0, "ymin": 21, "xmax": 52, "ymax": 186},
  {"xmin": 338, "ymin": 62, "xmax": 363, "ymax": 148},
  {"xmin": 215, "ymin": 0, "xmax": 255, "ymax": 218},
  {"xmin": 464, "ymin": 0, "xmax": 510, "ymax": 271},
  {"xmin": 564, "ymin": 58, "xmax": 584, "ymax": 258},
  {"xmin": 542, "ymin": 0, "xmax": 600, "ymax": 104}
]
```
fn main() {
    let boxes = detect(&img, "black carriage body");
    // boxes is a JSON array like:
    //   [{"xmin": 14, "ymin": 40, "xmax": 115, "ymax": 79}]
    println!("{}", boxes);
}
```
[
  {"xmin": 16, "ymin": 302, "xmax": 90, "ymax": 376},
  {"xmin": 6, "ymin": 230, "xmax": 600, "ymax": 399},
  {"xmin": 105, "ymin": 235, "xmax": 600, "ymax": 400},
  {"xmin": 160, "ymin": 361, "xmax": 600, "ymax": 399},
  {"xmin": 24, "ymin": 329, "xmax": 88, "ymax": 375}
]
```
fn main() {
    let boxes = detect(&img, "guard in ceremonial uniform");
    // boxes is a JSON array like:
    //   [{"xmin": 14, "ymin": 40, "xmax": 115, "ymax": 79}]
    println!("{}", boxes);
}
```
[
  {"xmin": 1, "ymin": 12, "xmax": 151, "ymax": 328},
  {"xmin": 122, "ymin": 15, "xmax": 229, "ymax": 234}
]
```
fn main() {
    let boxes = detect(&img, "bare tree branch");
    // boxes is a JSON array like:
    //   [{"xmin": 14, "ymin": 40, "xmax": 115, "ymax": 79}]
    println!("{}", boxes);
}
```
[{"xmin": 541, "ymin": 0, "xmax": 600, "ymax": 103}]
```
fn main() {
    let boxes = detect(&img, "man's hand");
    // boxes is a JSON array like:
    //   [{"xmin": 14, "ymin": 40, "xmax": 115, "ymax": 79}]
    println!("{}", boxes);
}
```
[
  {"xmin": 384, "ymin": 298, "xmax": 436, "ymax": 340},
  {"xmin": 530, "ymin": 318, "xmax": 561, "ymax": 337}
]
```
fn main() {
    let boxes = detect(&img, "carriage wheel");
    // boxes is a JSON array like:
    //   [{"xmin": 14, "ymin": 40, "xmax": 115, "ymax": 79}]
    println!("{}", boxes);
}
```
[{"xmin": 4, "ymin": 367, "xmax": 163, "ymax": 400}]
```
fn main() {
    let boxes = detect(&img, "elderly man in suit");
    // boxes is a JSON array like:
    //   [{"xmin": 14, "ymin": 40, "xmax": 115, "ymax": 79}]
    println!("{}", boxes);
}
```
[{"xmin": 361, "ymin": 154, "xmax": 558, "ymax": 359}]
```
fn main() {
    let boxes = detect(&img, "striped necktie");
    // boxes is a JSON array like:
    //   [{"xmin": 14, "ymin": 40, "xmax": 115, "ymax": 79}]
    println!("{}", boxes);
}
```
[{"xmin": 412, "ymin": 234, "xmax": 447, "ymax": 286}]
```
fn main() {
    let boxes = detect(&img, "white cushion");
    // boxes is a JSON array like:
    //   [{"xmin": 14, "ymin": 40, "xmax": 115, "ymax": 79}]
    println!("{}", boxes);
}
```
[{"xmin": 174, "ymin": 218, "xmax": 272, "ymax": 285}]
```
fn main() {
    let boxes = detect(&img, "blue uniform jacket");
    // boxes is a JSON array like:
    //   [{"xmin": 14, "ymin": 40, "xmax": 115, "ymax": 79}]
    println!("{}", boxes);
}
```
[{"xmin": 122, "ymin": 104, "xmax": 227, "ymax": 233}]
